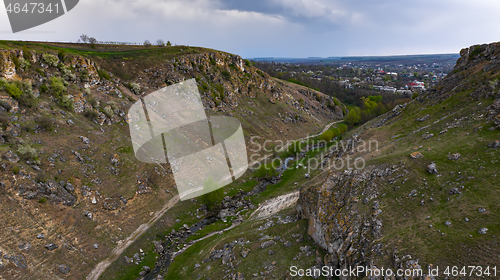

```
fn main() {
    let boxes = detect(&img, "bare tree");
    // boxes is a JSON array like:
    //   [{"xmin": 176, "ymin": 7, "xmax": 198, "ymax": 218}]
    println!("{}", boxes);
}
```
[
  {"xmin": 88, "ymin": 37, "xmax": 98, "ymax": 44},
  {"xmin": 156, "ymin": 39, "xmax": 165, "ymax": 47},
  {"xmin": 79, "ymin": 34, "xmax": 89, "ymax": 43},
  {"xmin": 143, "ymin": 40, "xmax": 152, "ymax": 47}
]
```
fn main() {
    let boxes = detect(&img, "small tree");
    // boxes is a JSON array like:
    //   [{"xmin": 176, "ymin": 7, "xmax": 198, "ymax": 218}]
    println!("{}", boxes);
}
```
[
  {"xmin": 199, "ymin": 177, "xmax": 224, "ymax": 213},
  {"xmin": 345, "ymin": 107, "xmax": 361, "ymax": 127},
  {"xmin": 143, "ymin": 40, "xmax": 152, "ymax": 47},
  {"xmin": 166, "ymin": 41, "xmax": 172, "ymax": 47},
  {"xmin": 88, "ymin": 37, "xmax": 97, "ymax": 49},
  {"xmin": 156, "ymin": 39, "xmax": 165, "ymax": 47}
]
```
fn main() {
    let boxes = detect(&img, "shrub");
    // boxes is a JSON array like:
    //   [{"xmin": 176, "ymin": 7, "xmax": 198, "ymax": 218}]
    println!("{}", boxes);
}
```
[
  {"xmin": 59, "ymin": 65, "xmax": 76, "ymax": 81},
  {"xmin": 38, "ymin": 197, "xmax": 47, "ymax": 203},
  {"xmin": 11, "ymin": 54, "xmax": 20, "ymax": 68},
  {"xmin": 199, "ymin": 177, "xmax": 224, "ymax": 213},
  {"xmin": 283, "ymin": 141, "xmax": 305, "ymax": 157},
  {"xmin": 214, "ymin": 84, "xmax": 224, "ymax": 98},
  {"xmin": 129, "ymin": 83, "xmax": 140, "ymax": 94},
  {"xmin": 17, "ymin": 143, "xmax": 38, "ymax": 161},
  {"xmin": 22, "ymin": 45, "xmax": 31, "ymax": 60},
  {"xmin": 35, "ymin": 173, "xmax": 50, "ymax": 183},
  {"xmin": 58, "ymin": 49, "xmax": 66, "ymax": 61},
  {"xmin": 88, "ymin": 97, "xmax": 99, "ymax": 108},
  {"xmin": 38, "ymin": 116, "xmax": 54, "ymax": 131},
  {"xmin": 97, "ymin": 69, "xmax": 111, "ymax": 80},
  {"xmin": 143, "ymin": 40, "xmax": 152, "ymax": 47},
  {"xmin": 221, "ymin": 70, "xmax": 231, "ymax": 80},
  {"xmin": 48, "ymin": 77, "xmax": 66, "ymax": 97},
  {"xmin": 244, "ymin": 59, "xmax": 251, "ymax": 67},
  {"xmin": 315, "ymin": 93, "xmax": 322, "ymax": 102},
  {"xmin": 19, "ymin": 94, "xmax": 38, "ymax": 108},
  {"xmin": 19, "ymin": 58, "xmax": 31, "ymax": 71},
  {"xmin": 79, "ymin": 69, "xmax": 89, "ymax": 81},
  {"xmin": 166, "ymin": 41, "xmax": 172, "ymax": 47},
  {"xmin": 59, "ymin": 95, "xmax": 74, "ymax": 111},
  {"xmin": 103, "ymin": 106, "xmax": 114, "ymax": 118},
  {"xmin": 254, "ymin": 159, "xmax": 280, "ymax": 179},
  {"xmin": 42, "ymin": 53, "xmax": 59, "ymax": 67},
  {"xmin": 11, "ymin": 165, "xmax": 20, "ymax": 174},
  {"xmin": 469, "ymin": 45, "xmax": 482, "ymax": 59},
  {"xmin": 5, "ymin": 82, "xmax": 23, "ymax": 98},
  {"xmin": 84, "ymin": 109, "xmax": 99, "ymax": 120},
  {"xmin": 319, "ymin": 130, "xmax": 334, "ymax": 142}
]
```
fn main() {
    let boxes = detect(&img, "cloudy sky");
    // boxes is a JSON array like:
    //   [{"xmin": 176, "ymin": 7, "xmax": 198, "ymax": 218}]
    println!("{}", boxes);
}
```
[{"xmin": 1, "ymin": 0, "xmax": 499, "ymax": 58}]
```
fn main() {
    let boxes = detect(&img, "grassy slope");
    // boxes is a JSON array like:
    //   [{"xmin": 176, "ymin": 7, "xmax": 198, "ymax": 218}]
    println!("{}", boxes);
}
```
[{"xmin": 347, "ymin": 74, "xmax": 500, "ymax": 269}]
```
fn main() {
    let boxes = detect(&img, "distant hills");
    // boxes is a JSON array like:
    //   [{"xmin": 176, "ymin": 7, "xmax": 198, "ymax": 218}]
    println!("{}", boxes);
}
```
[{"xmin": 250, "ymin": 53, "xmax": 460, "ymax": 65}]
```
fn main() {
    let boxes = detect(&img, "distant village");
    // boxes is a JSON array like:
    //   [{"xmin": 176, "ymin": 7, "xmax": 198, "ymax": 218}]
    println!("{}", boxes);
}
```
[{"xmin": 255, "ymin": 59, "xmax": 456, "ymax": 98}]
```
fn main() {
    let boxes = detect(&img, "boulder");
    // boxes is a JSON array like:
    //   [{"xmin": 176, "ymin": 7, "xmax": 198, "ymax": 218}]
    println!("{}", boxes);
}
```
[
  {"xmin": 448, "ymin": 188, "xmax": 461, "ymax": 195},
  {"xmin": 45, "ymin": 243, "xmax": 58, "ymax": 251},
  {"xmin": 489, "ymin": 140, "xmax": 499, "ymax": 148},
  {"xmin": 3, "ymin": 150, "xmax": 19, "ymax": 163},
  {"xmin": 448, "ymin": 153, "xmax": 461, "ymax": 160},
  {"xmin": 427, "ymin": 163, "xmax": 438, "ymax": 174},
  {"xmin": 79, "ymin": 136, "xmax": 90, "ymax": 144},
  {"xmin": 9, "ymin": 255, "xmax": 27, "ymax": 269},
  {"xmin": 416, "ymin": 115, "xmax": 430, "ymax": 122},
  {"xmin": 410, "ymin": 152, "xmax": 423, "ymax": 159},
  {"xmin": 240, "ymin": 248, "xmax": 250, "ymax": 258},
  {"xmin": 260, "ymin": 240, "xmax": 275, "ymax": 249},
  {"xmin": 478, "ymin": 228, "xmax": 488, "ymax": 234},
  {"xmin": 58, "ymin": 264, "xmax": 70, "ymax": 274}
]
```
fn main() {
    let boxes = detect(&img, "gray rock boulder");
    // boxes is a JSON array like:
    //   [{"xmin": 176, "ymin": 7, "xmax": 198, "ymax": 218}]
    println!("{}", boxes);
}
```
[
  {"xmin": 58, "ymin": 264, "xmax": 70, "ymax": 274},
  {"xmin": 3, "ymin": 150, "xmax": 19, "ymax": 163},
  {"xmin": 448, "ymin": 153, "xmax": 461, "ymax": 160},
  {"xmin": 260, "ymin": 240, "xmax": 275, "ymax": 249},
  {"xmin": 427, "ymin": 163, "xmax": 438, "ymax": 174}
]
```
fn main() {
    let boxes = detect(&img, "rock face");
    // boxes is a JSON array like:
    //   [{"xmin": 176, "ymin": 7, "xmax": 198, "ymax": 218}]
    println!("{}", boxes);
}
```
[
  {"xmin": 297, "ymin": 167, "xmax": 387, "ymax": 274},
  {"xmin": 0, "ymin": 50, "xmax": 17, "ymax": 79}
]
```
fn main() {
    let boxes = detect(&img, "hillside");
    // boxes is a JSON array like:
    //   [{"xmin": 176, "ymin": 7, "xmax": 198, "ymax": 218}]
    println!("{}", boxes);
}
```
[
  {"xmin": 298, "ymin": 42, "xmax": 500, "ymax": 278},
  {"xmin": 0, "ymin": 41, "xmax": 344, "ymax": 279}
]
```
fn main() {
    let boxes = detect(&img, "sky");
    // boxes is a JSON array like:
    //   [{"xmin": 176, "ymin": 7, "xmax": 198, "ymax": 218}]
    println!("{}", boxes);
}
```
[{"xmin": 1, "ymin": 0, "xmax": 500, "ymax": 58}]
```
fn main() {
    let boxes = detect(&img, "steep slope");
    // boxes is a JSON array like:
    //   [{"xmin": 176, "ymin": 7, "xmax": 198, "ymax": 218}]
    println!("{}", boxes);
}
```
[
  {"xmin": 298, "ymin": 42, "xmax": 500, "ymax": 279},
  {"xmin": 0, "ymin": 41, "xmax": 344, "ymax": 279}
]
